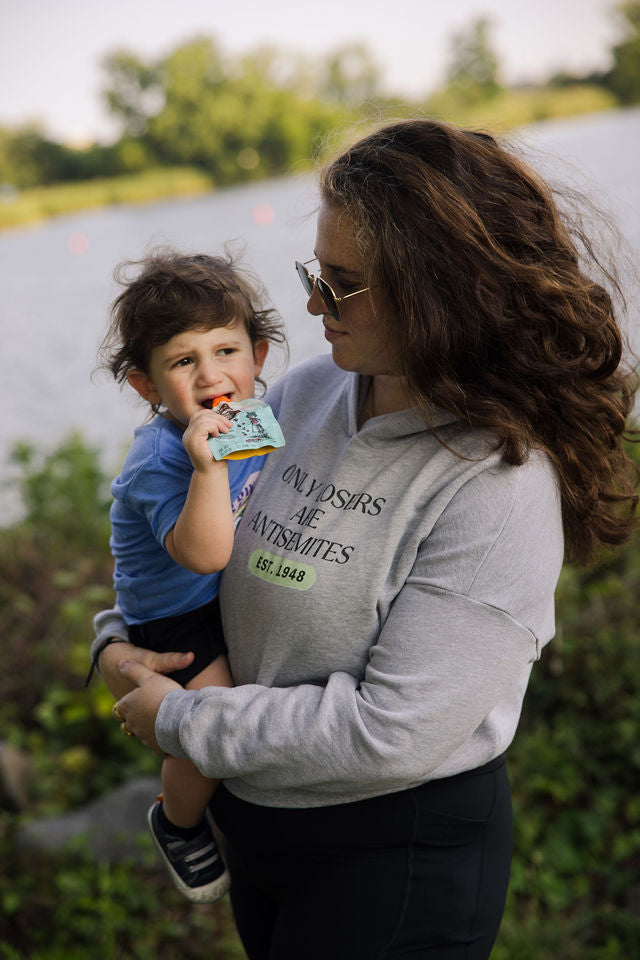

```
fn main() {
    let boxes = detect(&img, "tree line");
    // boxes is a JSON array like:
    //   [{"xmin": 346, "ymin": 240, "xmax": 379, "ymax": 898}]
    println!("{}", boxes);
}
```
[{"xmin": 1, "ymin": 2, "xmax": 640, "ymax": 191}]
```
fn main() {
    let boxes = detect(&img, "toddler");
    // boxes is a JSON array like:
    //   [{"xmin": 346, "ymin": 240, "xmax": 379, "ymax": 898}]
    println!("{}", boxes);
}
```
[{"xmin": 100, "ymin": 248, "xmax": 285, "ymax": 901}]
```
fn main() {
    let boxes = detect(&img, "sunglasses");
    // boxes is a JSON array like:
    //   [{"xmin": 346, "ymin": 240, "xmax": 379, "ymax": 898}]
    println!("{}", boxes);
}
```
[{"xmin": 295, "ymin": 258, "xmax": 370, "ymax": 323}]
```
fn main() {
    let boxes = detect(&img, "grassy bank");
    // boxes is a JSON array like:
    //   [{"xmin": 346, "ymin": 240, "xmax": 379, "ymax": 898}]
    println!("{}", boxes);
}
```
[
  {"xmin": 0, "ymin": 85, "xmax": 620, "ymax": 232},
  {"xmin": 423, "ymin": 83, "xmax": 618, "ymax": 133},
  {"xmin": 0, "ymin": 166, "xmax": 214, "ymax": 231}
]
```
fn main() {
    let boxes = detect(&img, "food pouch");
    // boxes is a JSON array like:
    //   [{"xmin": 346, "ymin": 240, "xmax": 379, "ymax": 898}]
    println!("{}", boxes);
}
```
[{"xmin": 206, "ymin": 395, "xmax": 285, "ymax": 461}]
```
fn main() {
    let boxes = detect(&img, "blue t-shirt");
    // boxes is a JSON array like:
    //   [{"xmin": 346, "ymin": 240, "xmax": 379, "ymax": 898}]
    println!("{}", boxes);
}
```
[{"xmin": 110, "ymin": 415, "xmax": 261, "ymax": 624}]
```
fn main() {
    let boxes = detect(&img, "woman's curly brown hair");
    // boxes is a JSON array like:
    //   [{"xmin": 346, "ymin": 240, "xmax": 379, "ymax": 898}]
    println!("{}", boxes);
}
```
[{"xmin": 320, "ymin": 118, "xmax": 638, "ymax": 565}]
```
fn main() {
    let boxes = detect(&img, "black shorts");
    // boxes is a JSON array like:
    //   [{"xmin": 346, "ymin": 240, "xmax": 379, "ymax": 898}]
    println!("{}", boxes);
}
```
[{"xmin": 129, "ymin": 596, "xmax": 226, "ymax": 685}]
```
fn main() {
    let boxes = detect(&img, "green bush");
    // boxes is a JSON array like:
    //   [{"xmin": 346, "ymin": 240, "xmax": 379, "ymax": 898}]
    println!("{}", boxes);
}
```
[
  {"xmin": 0, "ymin": 436, "xmax": 246, "ymax": 957},
  {"xmin": 1, "ymin": 435, "xmax": 639, "ymax": 957},
  {"xmin": 0, "ymin": 435, "xmax": 156, "ymax": 810},
  {"xmin": 493, "ymin": 441, "xmax": 640, "ymax": 957},
  {"xmin": 0, "ymin": 828, "xmax": 244, "ymax": 959}
]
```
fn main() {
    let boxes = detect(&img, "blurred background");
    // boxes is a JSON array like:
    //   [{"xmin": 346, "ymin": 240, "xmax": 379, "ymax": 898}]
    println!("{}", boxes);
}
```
[{"xmin": 1, "ymin": 2, "xmax": 639, "ymax": 958}]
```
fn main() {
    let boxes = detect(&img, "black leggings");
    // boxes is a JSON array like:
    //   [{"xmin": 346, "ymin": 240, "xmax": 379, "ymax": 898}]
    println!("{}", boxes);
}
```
[{"xmin": 211, "ymin": 756, "xmax": 512, "ymax": 959}]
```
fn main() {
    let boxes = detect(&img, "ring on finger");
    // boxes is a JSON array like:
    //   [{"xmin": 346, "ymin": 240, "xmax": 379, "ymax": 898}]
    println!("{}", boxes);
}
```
[
  {"xmin": 112, "ymin": 703, "xmax": 124, "ymax": 722},
  {"xmin": 121, "ymin": 722, "xmax": 135, "ymax": 738}
]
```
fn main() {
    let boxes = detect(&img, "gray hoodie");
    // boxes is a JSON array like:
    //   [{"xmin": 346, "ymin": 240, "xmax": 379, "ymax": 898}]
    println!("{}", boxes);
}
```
[{"xmin": 95, "ymin": 354, "xmax": 564, "ymax": 808}]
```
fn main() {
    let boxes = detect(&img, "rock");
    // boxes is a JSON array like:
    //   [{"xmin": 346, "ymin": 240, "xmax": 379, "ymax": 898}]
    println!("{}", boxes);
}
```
[
  {"xmin": 18, "ymin": 775, "xmax": 162, "ymax": 863},
  {"xmin": 0, "ymin": 740, "xmax": 36, "ymax": 811}
]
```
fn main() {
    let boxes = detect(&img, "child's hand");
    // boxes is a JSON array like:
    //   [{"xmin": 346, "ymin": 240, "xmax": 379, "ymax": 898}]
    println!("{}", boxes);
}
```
[{"xmin": 182, "ymin": 409, "xmax": 231, "ymax": 471}]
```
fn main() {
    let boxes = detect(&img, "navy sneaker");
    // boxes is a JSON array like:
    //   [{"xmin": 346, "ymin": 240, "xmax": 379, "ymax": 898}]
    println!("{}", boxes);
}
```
[{"xmin": 147, "ymin": 800, "xmax": 231, "ymax": 902}]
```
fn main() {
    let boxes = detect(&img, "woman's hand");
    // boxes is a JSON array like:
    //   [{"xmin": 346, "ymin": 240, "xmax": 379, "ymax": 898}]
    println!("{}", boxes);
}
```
[
  {"xmin": 98, "ymin": 641, "xmax": 194, "ymax": 700},
  {"xmin": 115, "ymin": 660, "xmax": 182, "ymax": 756}
]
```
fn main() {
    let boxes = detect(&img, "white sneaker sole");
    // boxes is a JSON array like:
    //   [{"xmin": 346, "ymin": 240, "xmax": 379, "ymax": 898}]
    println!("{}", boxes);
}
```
[{"xmin": 147, "ymin": 805, "xmax": 231, "ymax": 903}]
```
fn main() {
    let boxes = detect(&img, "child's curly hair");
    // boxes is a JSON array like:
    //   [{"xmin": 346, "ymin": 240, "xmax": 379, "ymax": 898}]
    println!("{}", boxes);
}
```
[{"xmin": 100, "ymin": 248, "xmax": 287, "ymax": 398}]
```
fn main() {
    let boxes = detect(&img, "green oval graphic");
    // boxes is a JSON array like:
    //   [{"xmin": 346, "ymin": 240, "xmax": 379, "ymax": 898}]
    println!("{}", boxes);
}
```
[{"xmin": 249, "ymin": 549, "xmax": 317, "ymax": 591}]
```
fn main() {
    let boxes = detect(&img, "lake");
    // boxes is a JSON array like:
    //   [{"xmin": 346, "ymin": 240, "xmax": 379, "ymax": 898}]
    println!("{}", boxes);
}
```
[{"xmin": 1, "ymin": 108, "xmax": 639, "ymax": 522}]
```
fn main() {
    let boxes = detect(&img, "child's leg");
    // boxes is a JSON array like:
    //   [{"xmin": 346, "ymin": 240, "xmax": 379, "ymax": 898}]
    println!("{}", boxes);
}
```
[{"xmin": 160, "ymin": 655, "xmax": 233, "ymax": 829}]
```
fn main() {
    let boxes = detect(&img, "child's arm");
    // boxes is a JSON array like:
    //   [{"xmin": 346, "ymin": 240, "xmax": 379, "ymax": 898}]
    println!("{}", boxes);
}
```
[{"xmin": 164, "ymin": 409, "xmax": 234, "ymax": 574}]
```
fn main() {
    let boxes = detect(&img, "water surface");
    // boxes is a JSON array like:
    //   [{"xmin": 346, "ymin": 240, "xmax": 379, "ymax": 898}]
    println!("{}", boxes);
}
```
[{"xmin": 1, "ymin": 109, "xmax": 638, "ymax": 521}]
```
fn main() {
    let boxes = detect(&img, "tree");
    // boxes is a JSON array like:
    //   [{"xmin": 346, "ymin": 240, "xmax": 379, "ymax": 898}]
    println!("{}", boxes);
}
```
[
  {"xmin": 101, "ymin": 50, "xmax": 165, "ymax": 137},
  {"xmin": 97, "ymin": 34, "xmax": 374, "ymax": 185},
  {"xmin": 104, "ymin": 36, "xmax": 347, "ymax": 183},
  {"xmin": 322, "ymin": 43, "xmax": 382, "ymax": 105},
  {"xmin": 607, "ymin": 1, "xmax": 640, "ymax": 103},
  {"xmin": 444, "ymin": 17, "xmax": 501, "ymax": 104},
  {"xmin": 0, "ymin": 123, "xmax": 87, "ymax": 188}
]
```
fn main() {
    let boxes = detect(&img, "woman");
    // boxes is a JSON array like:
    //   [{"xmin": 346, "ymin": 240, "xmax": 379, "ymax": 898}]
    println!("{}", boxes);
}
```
[{"xmin": 95, "ymin": 119, "xmax": 638, "ymax": 959}]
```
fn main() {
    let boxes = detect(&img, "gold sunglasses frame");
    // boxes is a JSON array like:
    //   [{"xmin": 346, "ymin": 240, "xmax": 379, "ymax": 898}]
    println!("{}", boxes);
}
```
[{"xmin": 296, "ymin": 258, "xmax": 370, "ymax": 322}]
